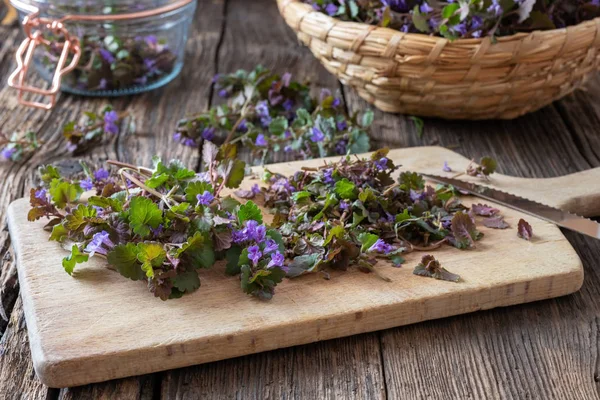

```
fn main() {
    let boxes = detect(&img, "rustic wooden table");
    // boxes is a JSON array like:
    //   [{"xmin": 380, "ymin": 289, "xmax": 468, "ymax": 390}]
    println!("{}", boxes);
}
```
[{"xmin": 1, "ymin": 0, "xmax": 599, "ymax": 398}]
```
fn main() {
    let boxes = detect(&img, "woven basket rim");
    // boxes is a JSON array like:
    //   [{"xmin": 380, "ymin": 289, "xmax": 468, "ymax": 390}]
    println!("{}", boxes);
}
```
[{"xmin": 278, "ymin": 0, "xmax": 600, "ymax": 45}]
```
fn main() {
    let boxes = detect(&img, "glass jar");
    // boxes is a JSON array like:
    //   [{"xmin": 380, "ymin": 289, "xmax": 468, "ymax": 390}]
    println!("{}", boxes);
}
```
[{"xmin": 9, "ymin": 0, "xmax": 196, "ymax": 109}]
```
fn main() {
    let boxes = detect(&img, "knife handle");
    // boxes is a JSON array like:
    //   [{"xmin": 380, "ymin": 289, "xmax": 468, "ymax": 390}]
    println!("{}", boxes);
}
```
[{"xmin": 500, "ymin": 168, "xmax": 600, "ymax": 218}]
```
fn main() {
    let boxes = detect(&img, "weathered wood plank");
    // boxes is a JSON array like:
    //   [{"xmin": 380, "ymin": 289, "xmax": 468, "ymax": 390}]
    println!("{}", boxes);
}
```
[
  {"xmin": 161, "ymin": 334, "xmax": 385, "ymax": 400},
  {"xmin": 0, "ymin": 296, "xmax": 57, "ymax": 400},
  {"xmin": 342, "ymin": 68, "xmax": 600, "ymax": 399},
  {"xmin": 160, "ymin": 0, "xmax": 387, "ymax": 398}
]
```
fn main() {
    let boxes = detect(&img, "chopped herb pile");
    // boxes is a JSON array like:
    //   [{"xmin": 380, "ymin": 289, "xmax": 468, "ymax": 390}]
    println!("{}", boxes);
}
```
[
  {"xmin": 174, "ymin": 66, "xmax": 373, "ymax": 164},
  {"xmin": 42, "ymin": 34, "xmax": 175, "ymax": 92},
  {"xmin": 28, "ymin": 147, "xmax": 527, "ymax": 300},
  {"xmin": 304, "ymin": 1, "xmax": 600, "ymax": 39}
]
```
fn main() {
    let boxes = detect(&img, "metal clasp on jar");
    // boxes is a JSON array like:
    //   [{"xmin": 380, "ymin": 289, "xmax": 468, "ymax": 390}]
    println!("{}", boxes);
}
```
[{"xmin": 7, "ymin": 12, "xmax": 81, "ymax": 110}]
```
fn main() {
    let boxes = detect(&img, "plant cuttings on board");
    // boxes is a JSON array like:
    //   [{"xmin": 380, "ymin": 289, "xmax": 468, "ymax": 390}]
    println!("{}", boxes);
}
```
[
  {"xmin": 174, "ymin": 66, "xmax": 374, "ymax": 164},
  {"xmin": 29, "ymin": 147, "xmax": 527, "ymax": 300}
]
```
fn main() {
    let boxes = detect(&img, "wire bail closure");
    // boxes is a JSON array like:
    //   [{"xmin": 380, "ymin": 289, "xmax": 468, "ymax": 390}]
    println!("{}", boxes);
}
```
[
  {"xmin": 7, "ymin": 0, "xmax": 194, "ymax": 110},
  {"xmin": 7, "ymin": 12, "xmax": 81, "ymax": 110}
]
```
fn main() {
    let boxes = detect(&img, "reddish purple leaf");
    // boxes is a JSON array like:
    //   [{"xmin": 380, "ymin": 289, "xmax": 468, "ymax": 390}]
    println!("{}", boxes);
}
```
[{"xmin": 517, "ymin": 218, "xmax": 533, "ymax": 240}]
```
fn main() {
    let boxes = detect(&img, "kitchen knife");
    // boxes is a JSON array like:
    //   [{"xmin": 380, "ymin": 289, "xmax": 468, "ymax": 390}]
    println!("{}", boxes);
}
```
[{"xmin": 423, "ymin": 174, "xmax": 600, "ymax": 240}]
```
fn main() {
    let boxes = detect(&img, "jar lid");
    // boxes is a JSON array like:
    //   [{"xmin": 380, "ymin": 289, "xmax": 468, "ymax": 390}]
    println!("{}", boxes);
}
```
[{"xmin": 11, "ymin": 0, "xmax": 185, "ymax": 16}]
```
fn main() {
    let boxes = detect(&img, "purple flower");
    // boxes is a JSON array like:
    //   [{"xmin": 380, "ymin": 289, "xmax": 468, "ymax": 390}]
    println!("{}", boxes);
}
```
[
  {"xmin": 256, "ymin": 100, "xmax": 272, "ymax": 127},
  {"xmin": 151, "ymin": 224, "xmax": 163, "ymax": 237},
  {"xmin": 196, "ymin": 191, "xmax": 214, "ymax": 206},
  {"xmin": 94, "ymin": 168, "xmax": 109, "ymax": 181},
  {"xmin": 284, "ymin": 145, "xmax": 293, "ymax": 153},
  {"xmin": 183, "ymin": 138, "xmax": 196, "ymax": 147},
  {"xmin": 409, "ymin": 189, "xmax": 425, "ymax": 202},
  {"xmin": 325, "ymin": 3, "xmax": 338, "ymax": 16},
  {"xmin": 339, "ymin": 200, "xmax": 350, "ymax": 212},
  {"xmin": 99, "ymin": 48, "xmax": 115, "ymax": 64},
  {"xmin": 80, "ymin": 177, "xmax": 93, "ymax": 191},
  {"xmin": 1, "ymin": 147, "xmax": 16, "ymax": 160},
  {"xmin": 173, "ymin": 132, "xmax": 182, "ymax": 141},
  {"xmin": 218, "ymin": 89, "xmax": 228, "ymax": 98},
  {"xmin": 310, "ymin": 127, "xmax": 325, "ymax": 142},
  {"xmin": 267, "ymin": 251, "xmax": 285, "ymax": 269},
  {"xmin": 248, "ymin": 245, "xmax": 262, "ymax": 266},
  {"xmin": 202, "ymin": 127, "xmax": 215, "ymax": 141},
  {"xmin": 335, "ymin": 139, "xmax": 347, "ymax": 155},
  {"xmin": 34, "ymin": 189, "xmax": 47, "ymax": 201},
  {"xmin": 263, "ymin": 239, "xmax": 278, "ymax": 254},
  {"xmin": 144, "ymin": 35, "xmax": 158, "ymax": 46},
  {"xmin": 420, "ymin": 2, "xmax": 433, "ymax": 13},
  {"xmin": 443, "ymin": 161, "xmax": 452, "ymax": 172},
  {"xmin": 487, "ymin": 0, "xmax": 503, "ymax": 17},
  {"xmin": 272, "ymin": 178, "xmax": 294, "ymax": 193},
  {"xmin": 369, "ymin": 239, "xmax": 395, "ymax": 254},
  {"xmin": 336, "ymin": 120, "xmax": 347, "ymax": 131},
  {"xmin": 251, "ymin": 184, "xmax": 261, "ymax": 194},
  {"xmin": 98, "ymin": 78, "xmax": 107, "ymax": 90},
  {"xmin": 374, "ymin": 157, "xmax": 388, "ymax": 171},
  {"xmin": 103, "ymin": 110, "xmax": 119, "ymax": 135},
  {"xmin": 281, "ymin": 72, "xmax": 292, "ymax": 87},
  {"xmin": 282, "ymin": 99, "xmax": 294, "ymax": 111},
  {"xmin": 255, "ymin": 134, "xmax": 268, "ymax": 147},
  {"xmin": 323, "ymin": 168, "xmax": 334, "ymax": 184},
  {"xmin": 332, "ymin": 97, "xmax": 341, "ymax": 107},
  {"xmin": 85, "ymin": 231, "xmax": 115, "ymax": 257},
  {"xmin": 237, "ymin": 119, "xmax": 248, "ymax": 133},
  {"xmin": 233, "ymin": 220, "xmax": 268, "ymax": 244}
]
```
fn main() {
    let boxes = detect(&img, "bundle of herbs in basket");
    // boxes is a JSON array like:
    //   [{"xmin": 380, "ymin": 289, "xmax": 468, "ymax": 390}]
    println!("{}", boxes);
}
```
[{"xmin": 277, "ymin": 0, "xmax": 600, "ymax": 119}]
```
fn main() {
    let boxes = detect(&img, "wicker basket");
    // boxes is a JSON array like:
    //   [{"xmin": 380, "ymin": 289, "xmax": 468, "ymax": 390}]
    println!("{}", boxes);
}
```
[{"xmin": 277, "ymin": 0, "xmax": 600, "ymax": 120}]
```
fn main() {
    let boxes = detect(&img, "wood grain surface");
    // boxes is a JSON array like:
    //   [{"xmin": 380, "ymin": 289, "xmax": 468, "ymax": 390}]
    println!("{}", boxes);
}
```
[
  {"xmin": 0, "ymin": 0, "xmax": 599, "ymax": 398},
  {"xmin": 6, "ymin": 146, "xmax": 585, "ymax": 388}
]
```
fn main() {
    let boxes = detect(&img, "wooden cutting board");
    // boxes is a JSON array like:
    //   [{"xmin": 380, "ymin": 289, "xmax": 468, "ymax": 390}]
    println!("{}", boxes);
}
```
[{"xmin": 7, "ymin": 146, "xmax": 598, "ymax": 388}]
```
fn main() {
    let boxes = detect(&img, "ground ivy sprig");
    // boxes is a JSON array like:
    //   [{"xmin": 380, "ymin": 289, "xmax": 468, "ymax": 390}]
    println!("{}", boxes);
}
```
[
  {"xmin": 174, "ymin": 66, "xmax": 373, "ymax": 164},
  {"xmin": 63, "ymin": 105, "xmax": 131, "ymax": 154},
  {"xmin": 0, "ymin": 131, "xmax": 41, "ymax": 162}
]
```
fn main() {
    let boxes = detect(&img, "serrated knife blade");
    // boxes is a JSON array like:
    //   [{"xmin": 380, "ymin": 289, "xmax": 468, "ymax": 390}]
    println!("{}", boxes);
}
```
[{"xmin": 423, "ymin": 174, "xmax": 600, "ymax": 240}]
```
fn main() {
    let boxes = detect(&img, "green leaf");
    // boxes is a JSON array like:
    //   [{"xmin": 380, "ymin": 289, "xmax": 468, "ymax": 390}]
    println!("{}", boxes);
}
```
[
  {"xmin": 286, "ymin": 254, "xmax": 321, "ymax": 278},
  {"xmin": 324, "ymin": 225, "xmax": 345, "ymax": 246},
  {"xmin": 221, "ymin": 196, "xmax": 241, "ymax": 213},
  {"xmin": 225, "ymin": 159, "xmax": 246, "ymax": 189},
  {"xmin": 128, "ymin": 196, "xmax": 163, "ymax": 238},
  {"xmin": 442, "ymin": 3, "xmax": 460, "ymax": 18},
  {"xmin": 361, "ymin": 110, "xmax": 374, "ymax": 127},
  {"xmin": 64, "ymin": 204, "xmax": 98, "ymax": 231},
  {"xmin": 293, "ymin": 108, "xmax": 312, "ymax": 128},
  {"xmin": 268, "ymin": 116, "xmax": 289, "ymax": 136},
  {"xmin": 410, "ymin": 116, "xmax": 424, "ymax": 138},
  {"xmin": 88, "ymin": 196, "xmax": 123, "ymax": 212},
  {"xmin": 136, "ymin": 243, "xmax": 166, "ymax": 278},
  {"xmin": 225, "ymin": 246, "xmax": 242, "ymax": 275},
  {"xmin": 172, "ymin": 270, "xmax": 200, "ymax": 293},
  {"xmin": 349, "ymin": 129, "xmax": 370, "ymax": 154},
  {"xmin": 62, "ymin": 245, "xmax": 89, "ymax": 275},
  {"xmin": 238, "ymin": 201, "xmax": 263, "ymax": 224},
  {"xmin": 107, "ymin": 243, "xmax": 145, "ymax": 280},
  {"xmin": 399, "ymin": 171, "xmax": 425, "ymax": 191},
  {"xmin": 334, "ymin": 178, "xmax": 357, "ymax": 200},
  {"xmin": 39, "ymin": 165, "xmax": 61, "ymax": 184},
  {"xmin": 49, "ymin": 223, "xmax": 68, "ymax": 242},
  {"xmin": 185, "ymin": 181, "xmax": 214, "ymax": 204},
  {"xmin": 266, "ymin": 229, "xmax": 285, "ymax": 253},
  {"xmin": 480, "ymin": 156, "xmax": 497, "ymax": 176},
  {"xmin": 49, "ymin": 179, "xmax": 83, "ymax": 208},
  {"xmin": 176, "ymin": 232, "xmax": 215, "ymax": 269},
  {"xmin": 358, "ymin": 232, "xmax": 379, "ymax": 252}
]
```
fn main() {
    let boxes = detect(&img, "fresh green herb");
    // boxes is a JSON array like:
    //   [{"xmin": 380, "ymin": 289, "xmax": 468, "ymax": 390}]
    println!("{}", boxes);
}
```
[
  {"xmin": 174, "ymin": 66, "xmax": 373, "ymax": 164},
  {"xmin": 41, "ymin": 34, "xmax": 175, "ymax": 92},
  {"xmin": 63, "ymin": 105, "xmax": 130, "ymax": 154},
  {"xmin": 305, "ymin": 1, "xmax": 600, "ymax": 39}
]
